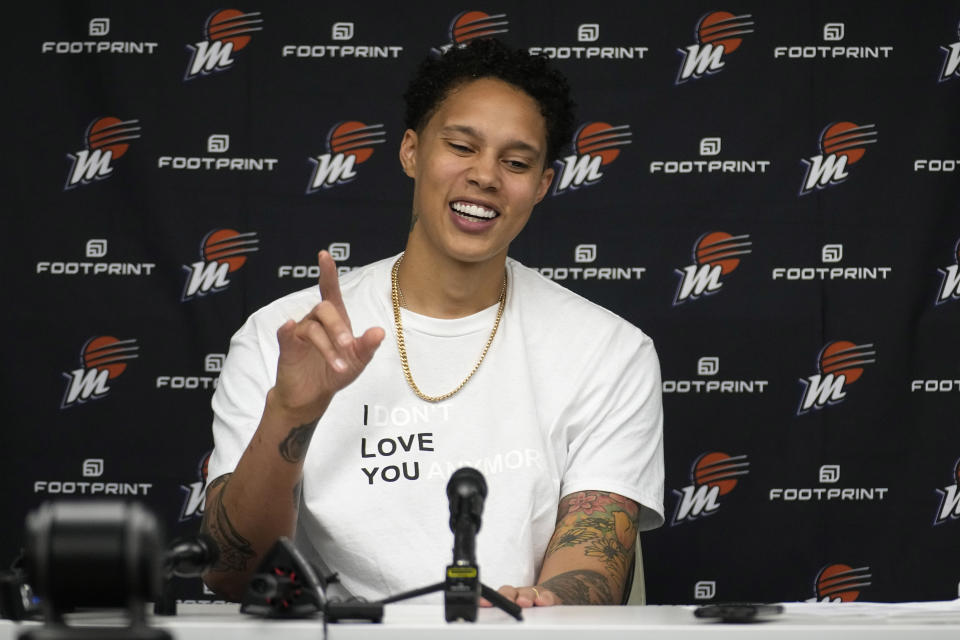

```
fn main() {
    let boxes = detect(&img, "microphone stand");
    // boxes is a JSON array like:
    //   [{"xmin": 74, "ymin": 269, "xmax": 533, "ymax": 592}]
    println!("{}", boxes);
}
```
[{"xmin": 376, "ymin": 512, "xmax": 522, "ymax": 622}]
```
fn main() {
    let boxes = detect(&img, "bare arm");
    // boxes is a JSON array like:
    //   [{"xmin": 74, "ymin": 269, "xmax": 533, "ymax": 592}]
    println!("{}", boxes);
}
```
[
  {"xmin": 491, "ymin": 490, "xmax": 640, "ymax": 607},
  {"xmin": 199, "ymin": 409, "xmax": 323, "ymax": 599},
  {"xmin": 201, "ymin": 251, "xmax": 384, "ymax": 600}
]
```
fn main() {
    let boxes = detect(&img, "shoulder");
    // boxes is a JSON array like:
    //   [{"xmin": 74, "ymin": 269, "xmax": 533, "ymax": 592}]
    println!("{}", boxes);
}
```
[{"xmin": 506, "ymin": 258, "xmax": 654, "ymax": 348}]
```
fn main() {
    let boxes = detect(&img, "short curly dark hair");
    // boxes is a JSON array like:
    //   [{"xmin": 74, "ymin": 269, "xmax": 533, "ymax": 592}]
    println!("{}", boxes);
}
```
[{"xmin": 403, "ymin": 38, "xmax": 576, "ymax": 165}]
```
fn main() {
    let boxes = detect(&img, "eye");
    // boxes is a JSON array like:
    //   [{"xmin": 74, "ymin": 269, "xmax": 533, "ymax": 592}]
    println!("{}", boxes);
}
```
[
  {"xmin": 447, "ymin": 142, "xmax": 472, "ymax": 153},
  {"xmin": 505, "ymin": 159, "xmax": 531, "ymax": 171}
]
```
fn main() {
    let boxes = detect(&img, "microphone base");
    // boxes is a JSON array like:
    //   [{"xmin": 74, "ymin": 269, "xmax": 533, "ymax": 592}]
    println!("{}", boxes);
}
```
[
  {"xmin": 444, "ymin": 564, "xmax": 480, "ymax": 622},
  {"xmin": 377, "ymin": 569, "xmax": 522, "ymax": 622}
]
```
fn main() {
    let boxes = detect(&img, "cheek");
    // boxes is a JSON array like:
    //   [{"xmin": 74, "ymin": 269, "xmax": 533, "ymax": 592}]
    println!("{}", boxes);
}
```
[
  {"xmin": 413, "ymin": 161, "xmax": 445, "ymax": 200},
  {"xmin": 420, "ymin": 158, "xmax": 461, "ymax": 192},
  {"xmin": 509, "ymin": 178, "xmax": 547, "ymax": 207}
]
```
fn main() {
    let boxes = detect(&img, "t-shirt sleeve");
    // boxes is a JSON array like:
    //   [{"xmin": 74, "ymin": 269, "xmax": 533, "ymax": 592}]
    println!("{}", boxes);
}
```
[
  {"xmin": 206, "ymin": 313, "xmax": 279, "ymax": 491},
  {"xmin": 559, "ymin": 327, "xmax": 665, "ymax": 531}
]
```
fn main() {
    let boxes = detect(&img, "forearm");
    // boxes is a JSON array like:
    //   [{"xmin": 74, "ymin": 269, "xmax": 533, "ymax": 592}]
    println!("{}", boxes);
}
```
[
  {"xmin": 201, "ymin": 388, "xmax": 330, "ymax": 599},
  {"xmin": 536, "ymin": 491, "xmax": 640, "ymax": 605}
]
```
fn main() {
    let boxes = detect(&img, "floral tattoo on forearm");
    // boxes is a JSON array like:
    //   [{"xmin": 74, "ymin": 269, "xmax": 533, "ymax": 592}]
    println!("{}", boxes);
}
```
[
  {"xmin": 541, "ymin": 569, "xmax": 613, "ymax": 605},
  {"xmin": 543, "ymin": 491, "xmax": 640, "ymax": 603}
]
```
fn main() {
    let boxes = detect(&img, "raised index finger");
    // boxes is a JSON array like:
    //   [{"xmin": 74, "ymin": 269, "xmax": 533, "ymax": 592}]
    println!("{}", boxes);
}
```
[{"xmin": 317, "ymin": 251, "xmax": 351, "ymax": 331}]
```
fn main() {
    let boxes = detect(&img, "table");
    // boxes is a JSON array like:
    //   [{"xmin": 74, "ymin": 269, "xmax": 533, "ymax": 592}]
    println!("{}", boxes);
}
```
[{"xmin": 4, "ymin": 601, "xmax": 960, "ymax": 639}]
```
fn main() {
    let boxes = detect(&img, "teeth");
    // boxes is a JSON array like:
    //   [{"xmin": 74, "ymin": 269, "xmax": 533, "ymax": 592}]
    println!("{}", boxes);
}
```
[{"xmin": 452, "ymin": 201, "xmax": 496, "ymax": 219}]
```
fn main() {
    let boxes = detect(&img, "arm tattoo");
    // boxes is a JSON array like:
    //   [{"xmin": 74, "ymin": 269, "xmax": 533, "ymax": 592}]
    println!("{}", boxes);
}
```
[
  {"xmin": 278, "ymin": 421, "xmax": 317, "ymax": 462},
  {"xmin": 540, "ymin": 570, "xmax": 613, "ymax": 605},
  {"xmin": 205, "ymin": 474, "xmax": 229, "ymax": 496},
  {"xmin": 544, "ymin": 491, "xmax": 641, "ymax": 602},
  {"xmin": 200, "ymin": 474, "xmax": 255, "ymax": 573}
]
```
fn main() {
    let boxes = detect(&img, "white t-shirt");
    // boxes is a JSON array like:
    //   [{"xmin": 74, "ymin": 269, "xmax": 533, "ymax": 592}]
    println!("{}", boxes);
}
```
[{"xmin": 208, "ymin": 255, "xmax": 664, "ymax": 601}]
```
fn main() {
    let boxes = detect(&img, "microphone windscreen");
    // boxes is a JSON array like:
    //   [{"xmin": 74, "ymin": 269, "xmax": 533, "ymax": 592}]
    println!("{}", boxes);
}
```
[{"xmin": 446, "ymin": 467, "xmax": 487, "ymax": 500}]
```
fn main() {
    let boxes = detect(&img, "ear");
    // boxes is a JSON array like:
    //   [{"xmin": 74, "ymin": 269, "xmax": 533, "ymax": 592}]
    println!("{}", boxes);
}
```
[
  {"xmin": 398, "ymin": 129, "xmax": 418, "ymax": 178},
  {"xmin": 534, "ymin": 165, "xmax": 555, "ymax": 204}
]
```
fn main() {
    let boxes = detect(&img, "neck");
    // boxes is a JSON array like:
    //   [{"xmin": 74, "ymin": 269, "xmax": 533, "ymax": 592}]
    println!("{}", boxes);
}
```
[{"xmin": 396, "ymin": 247, "xmax": 507, "ymax": 319}]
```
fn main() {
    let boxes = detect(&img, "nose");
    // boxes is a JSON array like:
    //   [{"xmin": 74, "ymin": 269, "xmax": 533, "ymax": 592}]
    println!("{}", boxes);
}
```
[{"xmin": 467, "ymin": 152, "xmax": 500, "ymax": 191}]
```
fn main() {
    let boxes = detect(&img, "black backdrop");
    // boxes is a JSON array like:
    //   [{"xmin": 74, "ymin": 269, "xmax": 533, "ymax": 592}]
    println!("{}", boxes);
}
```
[{"xmin": 4, "ymin": 1, "xmax": 960, "ymax": 605}]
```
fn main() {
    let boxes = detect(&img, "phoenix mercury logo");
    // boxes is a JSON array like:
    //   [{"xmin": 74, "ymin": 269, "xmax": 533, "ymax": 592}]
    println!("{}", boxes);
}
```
[
  {"xmin": 61, "ymin": 336, "xmax": 139, "ymax": 408},
  {"xmin": 934, "ymin": 458, "xmax": 960, "ymax": 525},
  {"xmin": 676, "ymin": 11, "xmax": 755, "ymax": 83},
  {"xmin": 182, "ymin": 229, "xmax": 259, "ymax": 300},
  {"xmin": 307, "ymin": 121, "xmax": 386, "ymax": 192},
  {"xmin": 673, "ymin": 232, "xmax": 751, "ymax": 305},
  {"xmin": 810, "ymin": 564, "xmax": 872, "ymax": 602},
  {"xmin": 433, "ymin": 10, "xmax": 509, "ymax": 54},
  {"xmin": 553, "ymin": 122, "xmax": 631, "ymax": 195},
  {"xmin": 799, "ymin": 121, "xmax": 878, "ymax": 195},
  {"xmin": 939, "ymin": 21, "xmax": 960, "ymax": 82},
  {"xmin": 797, "ymin": 341, "xmax": 876, "ymax": 414},
  {"xmin": 65, "ymin": 117, "xmax": 141, "ymax": 189},
  {"xmin": 185, "ymin": 9, "xmax": 263, "ymax": 80},
  {"xmin": 935, "ymin": 237, "xmax": 960, "ymax": 305},
  {"xmin": 180, "ymin": 451, "xmax": 211, "ymax": 521},
  {"xmin": 671, "ymin": 452, "xmax": 749, "ymax": 525}
]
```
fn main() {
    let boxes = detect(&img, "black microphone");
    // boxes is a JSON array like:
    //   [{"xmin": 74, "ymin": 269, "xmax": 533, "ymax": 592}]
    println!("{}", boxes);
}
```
[
  {"xmin": 379, "ymin": 467, "xmax": 520, "ymax": 622},
  {"xmin": 163, "ymin": 534, "xmax": 220, "ymax": 578},
  {"xmin": 446, "ymin": 467, "xmax": 487, "ymax": 566}
]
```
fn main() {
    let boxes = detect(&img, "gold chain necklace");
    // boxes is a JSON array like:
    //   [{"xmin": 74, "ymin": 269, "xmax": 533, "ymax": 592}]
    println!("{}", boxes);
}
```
[{"xmin": 391, "ymin": 255, "xmax": 507, "ymax": 403}]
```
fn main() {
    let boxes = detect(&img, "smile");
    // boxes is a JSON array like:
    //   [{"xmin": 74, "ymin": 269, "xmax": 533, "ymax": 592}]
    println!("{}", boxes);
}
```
[{"xmin": 450, "ymin": 201, "xmax": 499, "ymax": 221}]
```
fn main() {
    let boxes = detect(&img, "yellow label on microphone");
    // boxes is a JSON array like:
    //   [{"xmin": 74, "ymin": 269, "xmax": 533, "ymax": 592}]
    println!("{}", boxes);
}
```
[{"xmin": 447, "ymin": 567, "xmax": 478, "ymax": 579}]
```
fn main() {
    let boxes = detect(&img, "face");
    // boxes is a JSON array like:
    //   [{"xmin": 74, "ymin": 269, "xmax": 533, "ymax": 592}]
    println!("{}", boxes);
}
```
[{"xmin": 399, "ymin": 77, "xmax": 555, "ymax": 267}]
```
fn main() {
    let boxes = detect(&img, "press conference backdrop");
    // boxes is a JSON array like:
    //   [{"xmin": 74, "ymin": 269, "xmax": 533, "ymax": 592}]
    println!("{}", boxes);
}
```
[{"xmin": 5, "ymin": 1, "xmax": 959, "ymax": 605}]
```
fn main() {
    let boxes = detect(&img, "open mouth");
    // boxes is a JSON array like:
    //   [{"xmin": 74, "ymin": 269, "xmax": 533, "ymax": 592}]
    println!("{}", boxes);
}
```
[{"xmin": 450, "ymin": 200, "xmax": 499, "ymax": 221}]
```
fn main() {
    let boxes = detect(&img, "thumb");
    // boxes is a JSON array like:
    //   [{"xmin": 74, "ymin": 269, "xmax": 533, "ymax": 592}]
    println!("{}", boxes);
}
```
[{"xmin": 354, "ymin": 326, "xmax": 386, "ymax": 364}]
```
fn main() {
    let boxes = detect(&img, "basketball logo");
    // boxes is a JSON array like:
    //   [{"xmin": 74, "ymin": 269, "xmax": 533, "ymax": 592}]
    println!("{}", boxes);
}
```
[
  {"xmin": 813, "ymin": 564, "xmax": 872, "ymax": 602},
  {"xmin": 798, "ymin": 340, "xmax": 876, "ymax": 414},
  {"xmin": 308, "ymin": 121, "xmax": 386, "ymax": 192},
  {"xmin": 185, "ymin": 9, "xmax": 263, "ymax": 79},
  {"xmin": 553, "ymin": 122, "xmax": 631, "ymax": 194},
  {"xmin": 61, "ymin": 336, "xmax": 140, "ymax": 408},
  {"xmin": 450, "ymin": 11, "xmax": 508, "ymax": 45},
  {"xmin": 65, "ymin": 117, "xmax": 141, "ymax": 189},
  {"xmin": 672, "ymin": 452, "xmax": 750, "ymax": 525},
  {"xmin": 674, "ymin": 232, "xmax": 752, "ymax": 304},
  {"xmin": 182, "ymin": 229, "xmax": 259, "ymax": 300},
  {"xmin": 800, "ymin": 121, "xmax": 878, "ymax": 195},
  {"xmin": 677, "ymin": 11, "xmax": 755, "ymax": 83}
]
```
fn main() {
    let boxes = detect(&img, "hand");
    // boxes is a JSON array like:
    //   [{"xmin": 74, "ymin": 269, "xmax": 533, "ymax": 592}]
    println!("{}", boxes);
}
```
[
  {"xmin": 479, "ymin": 584, "xmax": 558, "ymax": 608},
  {"xmin": 270, "ymin": 251, "xmax": 385, "ymax": 425}
]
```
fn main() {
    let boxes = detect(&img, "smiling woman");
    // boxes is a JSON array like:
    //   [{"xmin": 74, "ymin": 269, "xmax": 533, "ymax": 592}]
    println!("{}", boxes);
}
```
[{"xmin": 202, "ymin": 38, "xmax": 664, "ymax": 608}]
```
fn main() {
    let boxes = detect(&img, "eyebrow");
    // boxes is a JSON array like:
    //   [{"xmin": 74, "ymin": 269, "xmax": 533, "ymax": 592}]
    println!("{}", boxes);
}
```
[{"xmin": 440, "ymin": 124, "xmax": 542, "ymax": 156}]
